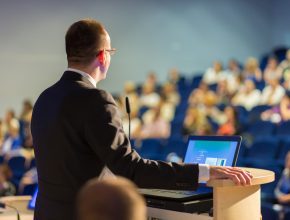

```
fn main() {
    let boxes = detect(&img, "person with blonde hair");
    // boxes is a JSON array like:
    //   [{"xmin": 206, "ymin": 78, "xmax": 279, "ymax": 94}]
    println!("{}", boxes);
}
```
[
  {"xmin": 243, "ymin": 57, "xmax": 262, "ymax": 82},
  {"xmin": 78, "ymin": 177, "xmax": 146, "ymax": 220}
]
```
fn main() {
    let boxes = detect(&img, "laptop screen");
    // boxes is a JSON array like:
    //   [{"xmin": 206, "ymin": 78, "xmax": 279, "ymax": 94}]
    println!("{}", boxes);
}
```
[{"xmin": 184, "ymin": 136, "xmax": 241, "ymax": 167}]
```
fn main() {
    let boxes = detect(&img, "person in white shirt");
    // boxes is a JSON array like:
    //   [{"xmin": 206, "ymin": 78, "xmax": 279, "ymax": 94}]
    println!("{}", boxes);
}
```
[
  {"xmin": 260, "ymin": 78, "xmax": 285, "ymax": 106},
  {"xmin": 202, "ymin": 61, "xmax": 226, "ymax": 85},
  {"xmin": 232, "ymin": 79, "xmax": 261, "ymax": 111}
]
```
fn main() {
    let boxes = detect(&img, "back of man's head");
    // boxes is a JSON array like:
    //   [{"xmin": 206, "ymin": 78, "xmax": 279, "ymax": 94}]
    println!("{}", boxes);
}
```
[
  {"xmin": 77, "ymin": 177, "xmax": 146, "ymax": 220},
  {"xmin": 65, "ymin": 19, "xmax": 107, "ymax": 65}
]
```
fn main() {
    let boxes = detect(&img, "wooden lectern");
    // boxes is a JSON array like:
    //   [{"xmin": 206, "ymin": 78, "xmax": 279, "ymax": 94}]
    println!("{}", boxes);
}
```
[{"xmin": 207, "ymin": 167, "xmax": 275, "ymax": 220}]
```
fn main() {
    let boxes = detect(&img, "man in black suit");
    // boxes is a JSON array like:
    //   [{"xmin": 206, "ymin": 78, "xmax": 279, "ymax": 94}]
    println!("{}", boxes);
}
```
[{"xmin": 31, "ymin": 19, "xmax": 252, "ymax": 220}]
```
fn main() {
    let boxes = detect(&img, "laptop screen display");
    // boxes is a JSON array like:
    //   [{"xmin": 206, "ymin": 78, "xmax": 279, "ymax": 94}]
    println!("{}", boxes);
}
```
[{"xmin": 184, "ymin": 136, "xmax": 241, "ymax": 167}]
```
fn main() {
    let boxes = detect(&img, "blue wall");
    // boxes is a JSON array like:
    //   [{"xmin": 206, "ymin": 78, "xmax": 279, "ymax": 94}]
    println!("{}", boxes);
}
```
[{"xmin": 0, "ymin": 0, "xmax": 288, "ymax": 116}]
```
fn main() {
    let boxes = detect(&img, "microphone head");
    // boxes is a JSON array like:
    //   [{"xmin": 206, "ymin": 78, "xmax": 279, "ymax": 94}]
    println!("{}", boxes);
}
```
[{"xmin": 125, "ymin": 97, "xmax": 131, "ymax": 114}]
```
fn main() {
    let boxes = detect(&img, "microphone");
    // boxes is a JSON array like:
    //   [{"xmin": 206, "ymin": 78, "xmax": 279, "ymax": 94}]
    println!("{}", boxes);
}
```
[
  {"xmin": 0, "ymin": 202, "xmax": 20, "ymax": 220},
  {"xmin": 125, "ymin": 97, "xmax": 131, "ymax": 140}
]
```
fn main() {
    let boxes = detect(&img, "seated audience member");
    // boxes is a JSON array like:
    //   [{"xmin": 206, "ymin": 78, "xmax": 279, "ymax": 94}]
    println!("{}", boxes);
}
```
[
  {"xmin": 242, "ymin": 57, "xmax": 262, "ymax": 82},
  {"xmin": 182, "ymin": 107, "xmax": 212, "ymax": 136},
  {"xmin": 144, "ymin": 71, "xmax": 158, "ymax": 89},
  {"xmin": 215, "ymin": 79, "xmax": 232, "ymax": 105},
  {"xmin": 161, "ymin": 82, "xmax": 180, "ymax": 106},
  {"xmin": 139, "ymin": 101, "xmax": 171, "ymax": 139},
  {"xmin": 225, "ymin": 59, "xmax": 241, "ymax": 76},
  {"xmin": 18, "ymin": 167, "xmax": 38, "ymax": 194},
  {"xmin": 224, "ymin": 59, "xmax": 241, "ymax": 94},
  {"xmin": 19, "ymin": 99, "xmax": 34, "ymax": 148},
  {"xmin": 277, "ymin": 49, "xmax": 290, "ymax": 78},
  {"xmin": 203, "ymin": 92, "xmax": 227, "ymax": 125},
  {"xmin": 78, "ymin": 177, "xmax": 146, "ymax": 220},
  {"xmin": 188, "ymin": 82, "xmax": 210, "ymax": 107},
  {"xmin": 263, "ymin": 56, "xmax": 280, "ymax": 84},
  {"xmin": 2, "ymin": 109, "xmax": 18, "ymax": 136},
  {"xmin": 122, "ymin": 108, "xmax": 142, "ymax": 139},
  {"xmin": 139, "ymin": 83, "xmax": 160, "ymax": 108},
  {"xmin": 260, "ymin": 78, "xmax": 285, "ymax": 106},
  {"xmin": 261, "ymin": 91, "xmax": 290, "ymax": 123},
  {"xmin": 120, "ymin": 81, "xmax": 140, "ymax": 117},
  {"xmin": 142, "ymin": 96, "xmax": 175, "ymax": 124},
  {"xmin": 275, "ymin": 151, "xmax": 290, "ymax": 206},
  {"xmin": 1, "ymin": 119, "xmax": 22, "ymax": 155},
  {"xmin": 283, "ymin": 68, "xmax": 290, "ymax": 90},
  {"xmin": 167, "ymin": 67, "xmax": 181, "ymax": 85},
  {"xmin": 0, "ymin": 164, "xmax": 16, "ymax": 197},
  {"xmin": 202, "ymin": 61, "xmax": 226, "ymax": 85},
  {"xmin": 217, "ymin": 106, "xmax": 240, "ymax": 135},
  {"xmin": 231, "ymin": 79, "xmax": 261, "ymax": 111}
]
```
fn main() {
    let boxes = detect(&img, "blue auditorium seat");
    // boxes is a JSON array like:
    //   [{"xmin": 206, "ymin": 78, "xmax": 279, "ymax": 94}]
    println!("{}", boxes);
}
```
[
  {"xmin": 246, "ymin": 137, "xmax": 279, "ymax": 164},
  {"xmin": 28, "ymin": 158, "xmax": 36, "ymax": 170},
  {"xmin": 284, "ymin": 209, "xmax": 290, "ymax": 220},
  {"xmin": 247, "ymin": 105, "xmax": 271, "ymax": 123},
  {"xmin": 277, "ymin": 137, "xmax": 290, "ymax": 165},
  {"xmin": 138, "ymin": 106, "xmax": 150, "ymax": 118},
  {"xmin": 138, "ymin": 138, "xmax": 164, "ymax": 160},
  {"xmin": 190, "ymin": 75, "xmax": 203, "ymax": 89},
  {"xmin": 163, "ymin": 138, "xmax": 188, "ymax": 160},
  {"xmin": 20, "ymin": 183, "xmax": 38, "ymax": 196},
  {"xmin": 261, "ymin": 203, "xmax": 279, "ymax": 220},
  {"xmin": 276, "ymin": 121, "xmax": 290, "ymax": 137},
  {"xmin": 247, "ymin": 120, "xmax": 276, "ymax": 137},
  {"xmin": 170, "ymin": 121, "xmax": 184, "ymax": 139},
  {"xmin": 208, "ymin": 83, "xmax": 217, "ymax": 92},
  {"xmin": 8, "ymin": 156, "xmax": 26, "ymax": 177}
]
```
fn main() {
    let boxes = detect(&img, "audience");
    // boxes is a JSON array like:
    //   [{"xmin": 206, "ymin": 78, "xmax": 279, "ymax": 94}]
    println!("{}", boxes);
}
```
[
  {"xmin": 260, "ymin": 78, "xmax": 285, "ymax": 105},
  {"xmin": 275, "ymin": 151, "xmax": 290, "ymax": 206},
  {"xmin": 263, "ymin": 56, "xmax": 280, "ymax": 84},
  {"xmin": 1, "ymin": 50, "xmax": 290, "ymax": 212},
  {"xmin": 0, "ymin": 118, "xmax": 22, "ymax": 155},
  {"xmin": 242, "ymin": 57, "xmax": 262, "ymax": 82},
  {"xmin": 139, "ymin": 100, "xmax": 171, "ymax": 139},
  {"xmin": 217, "ymin": 106, "xmax": 240, "ymax": 135},
  {"xmin": 77, "ymin": 177, "xmax": 146, "ymax": 220},
  {"xmin": 188, "ymin": 82, "xmax": 211, "ymax": 107},
  {"xmin": 0, "ymin": 164, "xmax": 16, "ymax": 197},
  {"xmin": 231, "ymin": 79, "xmax": 261, "ymax": 111},
  {"xmin": 277, "ymin": 49, "xmax": 290, "ymax": 78},
  {"xmin": 202, "ymin": 61, "xmax": 226, "ymax": 85},
  {"xmin": 261, "ymin": 91, "xmax": 290, "ymax": 123},
  {"xmin": 19, "ymin": 99, "xmax": 33, "ymax": 148},
  {"xmin": 182, "ymin": 107, "xmax": 212, "ymax": 136},
  {"xmin": 139, "ymin": 83, "xmax": 160, "ymax": 108}
]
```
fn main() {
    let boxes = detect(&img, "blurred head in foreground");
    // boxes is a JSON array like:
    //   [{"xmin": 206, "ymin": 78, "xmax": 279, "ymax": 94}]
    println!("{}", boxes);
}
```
[{"xmin": 77, "ymin": 177, "xmax": 146, "ymax": 220}]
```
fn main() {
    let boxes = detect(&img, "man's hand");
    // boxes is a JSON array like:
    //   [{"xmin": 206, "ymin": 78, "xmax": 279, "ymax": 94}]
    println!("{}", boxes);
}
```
[{"xmin": 209, "ymin": 166, "xmax": 253, "ymax": 186}]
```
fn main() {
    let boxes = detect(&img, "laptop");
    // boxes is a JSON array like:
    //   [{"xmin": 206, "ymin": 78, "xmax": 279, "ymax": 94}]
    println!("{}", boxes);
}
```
[
  {"xmin": 140, "ymin": 135, "xmax": 241, "ymax": 202},
  {"xmin": 27, "ymin": 186, "xmax": 38, "ymax": 210}
]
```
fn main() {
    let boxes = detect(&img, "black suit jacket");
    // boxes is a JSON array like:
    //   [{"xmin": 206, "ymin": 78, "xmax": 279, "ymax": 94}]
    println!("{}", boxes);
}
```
[{"xmin": 31, "ymin": 71, "xmax": 199, "ymax": 220}]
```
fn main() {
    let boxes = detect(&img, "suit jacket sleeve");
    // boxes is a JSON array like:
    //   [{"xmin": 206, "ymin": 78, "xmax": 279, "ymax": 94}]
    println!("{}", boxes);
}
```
[{"xmin": 84, "ymin": 89, "xmax": 199, "ymax": 190}]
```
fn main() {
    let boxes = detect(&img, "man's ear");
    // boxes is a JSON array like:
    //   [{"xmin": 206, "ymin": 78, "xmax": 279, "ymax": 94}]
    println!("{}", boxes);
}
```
[{"xmin": 97, "ymin": 50, "xmax": 105, "ymax": 65}]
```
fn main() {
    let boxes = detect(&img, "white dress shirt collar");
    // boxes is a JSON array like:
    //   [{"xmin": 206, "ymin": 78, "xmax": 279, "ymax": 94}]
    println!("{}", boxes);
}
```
[{"xmin": 66, "ymin": 68, "xmax": 97, "ymax": 88}]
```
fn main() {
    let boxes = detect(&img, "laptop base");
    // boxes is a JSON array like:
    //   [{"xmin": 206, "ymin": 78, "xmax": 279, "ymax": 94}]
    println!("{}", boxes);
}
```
[{"xmin": 145, "ymin": 196, "xmax": 213, "ymax": 214}]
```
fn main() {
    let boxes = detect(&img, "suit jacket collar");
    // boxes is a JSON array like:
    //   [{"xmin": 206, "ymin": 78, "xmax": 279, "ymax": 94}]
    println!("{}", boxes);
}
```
[{"xmin": 61, "ymin": 71, "xmax": 96, "ymax": 88}]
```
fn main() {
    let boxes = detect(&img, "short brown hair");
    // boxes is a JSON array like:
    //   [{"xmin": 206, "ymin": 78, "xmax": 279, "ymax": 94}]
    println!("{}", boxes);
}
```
[
  {"xmin": 77, "ymin": 177, "xmax": 146, "ymax": 220},
  {"xmin": 65, "ymin": 19, "xmax": 107, "ymax": 65}
]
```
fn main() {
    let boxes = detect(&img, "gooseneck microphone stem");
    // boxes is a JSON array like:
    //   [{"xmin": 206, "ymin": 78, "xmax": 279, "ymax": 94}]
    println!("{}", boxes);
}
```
[{"xmin": 125, "ymin": 97, "xmax": 131, "ymax": 140}]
